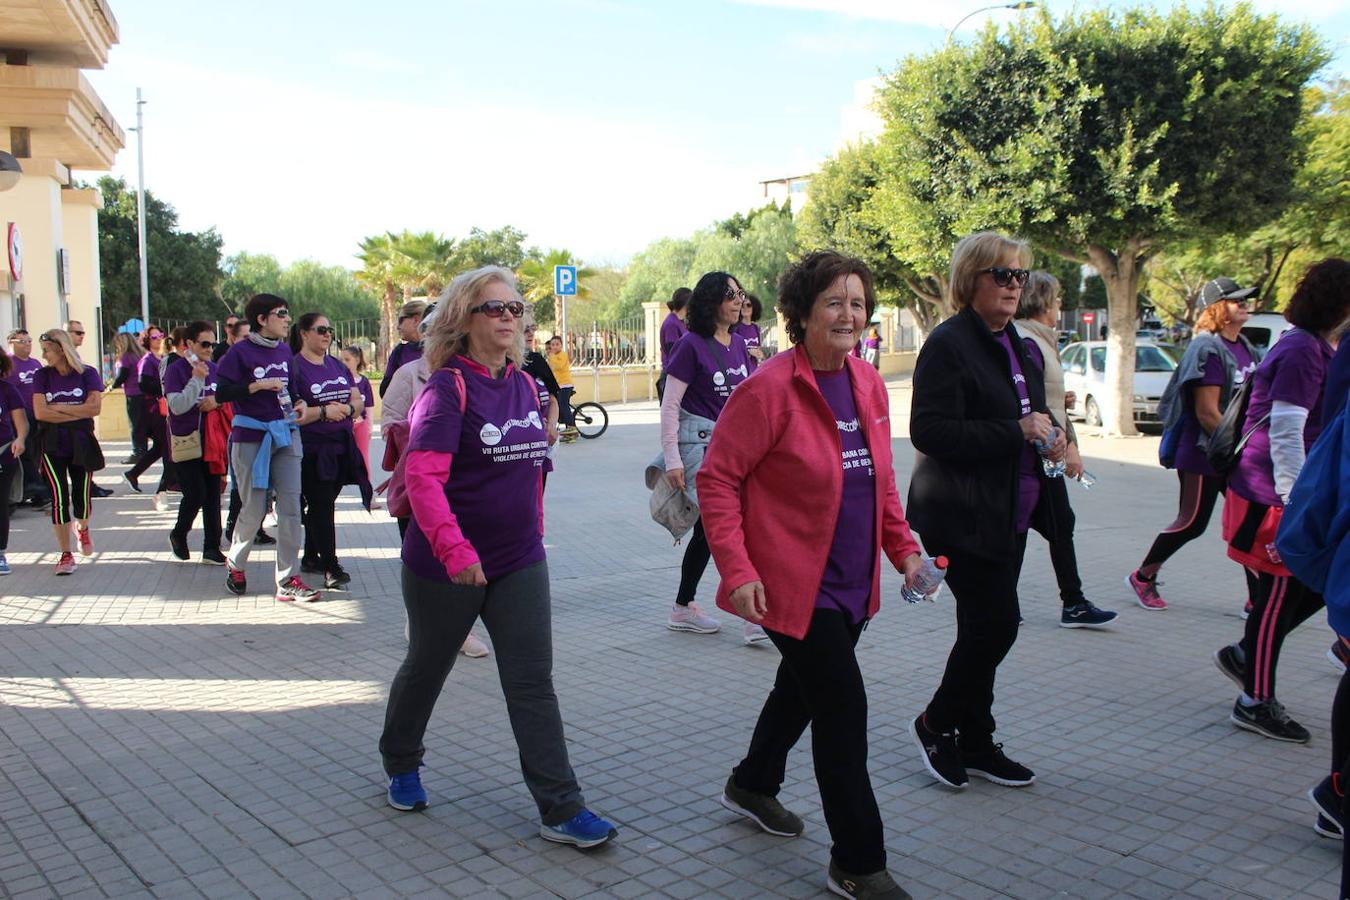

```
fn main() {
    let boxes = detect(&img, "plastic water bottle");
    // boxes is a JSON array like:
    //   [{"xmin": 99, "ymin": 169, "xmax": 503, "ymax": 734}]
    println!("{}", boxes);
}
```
[
  {"xmin": 1034, "ymin": 427, "xmax": 1066, "ymax": 478},
  {"xmin": 902, "ymin": 555, "xmax": 948, "ymax": 604},
  {"xmin": 1075, "ymin": 470, "xmax": 1098, "ymax": 489},
  {"xmin": 278, "ymin": 388, "xmax": 297, "ymax": 423}
]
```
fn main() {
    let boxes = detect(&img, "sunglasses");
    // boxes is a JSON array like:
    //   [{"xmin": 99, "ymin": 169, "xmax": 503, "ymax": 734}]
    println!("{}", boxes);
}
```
[
  {"xmin": 197, "ymin": 340, "xmax": 216, "ymax": 349},
  {"xmin": 471, "ymin": 300, "xmax": 526, "ymax": 319},
  {"xmin": 979, "ymin": 267, "xmax": 1030, "ymax": 288},
  {"xmin": 312, "ymin": 326, "xmax": 334, "ymax": 336},
  {"xmin": 725, "ymin": 288, "xmax": 748, "ymax": 302},
  {"xmin": 69, "ymin": 330, "xmax": 85, "ymax": 336},
  {"xmin": 270, "ymin": 309, "xmax": 290, "ymax": 319},
  {"xmin": 148, "ymin": 332, "xmax": 165, "ymax": 339}
]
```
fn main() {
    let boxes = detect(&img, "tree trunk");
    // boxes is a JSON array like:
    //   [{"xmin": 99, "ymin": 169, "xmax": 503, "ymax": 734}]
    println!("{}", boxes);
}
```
[
  {"xmin": 1086, "ymin": 241, "xmax": 1146, "ymax": 437},
  {"xmin": 903, "ymin": 274, "xmax": 952, "ymax": 344},
  {"xmin": 378, "ymin": 282, "xmax": 398, "ymax": 367}
]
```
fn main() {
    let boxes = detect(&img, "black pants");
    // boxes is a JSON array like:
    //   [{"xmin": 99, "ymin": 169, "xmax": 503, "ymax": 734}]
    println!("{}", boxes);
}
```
[
  {"xmin": 20, "ymin": 454, "xmax": 49, "ymax": 505},
  {"xmin": 1030, "ymin": 480, "xmax": 1084, "ymax": 607},
  {"xmin": 1329, "ymin": 663, "xmax": 1350, "ymax": 898},
  {"xmin": 125, "ymin": 394, "xmax": 147, "ymax": 455},
  {"xmin": 557, "ymin": 387, "xmax": 575, "ymax": 427},
  {"xmin": 675, "ymin": 518, "xmax": 711, "ymax": 606},
  {"xmin": 172, "ymin": 458, "xmax": 221, "ymax": 551},
  {"xmin": 923, "ymin": 533, "xmax": 1028, "ymax": 749},
  {"xmin": 734, "ymin": 609, "xmax": 885, "ymax": 875},
  {"xmin": 1239, "ymin": 571, "xmax": 1324, "ymax": 701},
  {"xmin": 0, "ymin": 458, "xmax": 17, "ymax": 550},
  {"xmin": 127, "ymin": 403, "xmax": 174, "ymax": 492},
  {"xmin": 39, "ymin": 454, "xmax": 91, "ymax": 525},
  {"xmin": 225, "ymin": 483, "xmax": 270, "ymax": 541},
  {"xmin": 300, "ymin": 452, "xmax": 344, "ymax": 571},
  {"xmin": 1141, "ymin": 471, "xmax": 1223, "ymax": 573}
]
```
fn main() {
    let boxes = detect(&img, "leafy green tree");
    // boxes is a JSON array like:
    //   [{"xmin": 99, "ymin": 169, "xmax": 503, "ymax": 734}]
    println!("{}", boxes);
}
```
[
  {"xmin": 455, "ymin": 226, "xmax": 529, "ymax": 271},
  {"xmin": 219, "ymin": 251, "xmax": 283, "ymax": 311},
  {"xmin": 96, "ymin": 176, "xmax": 225, "ymax": 328},
  {"xmin": 872, "ymin": 4, "xmax": 1327, "ymax": 433},
  {"xmin": 278, "ymin": 260, "xmax": 378, "ymax": 322},
  {"xmin": 616, "ymin": 237, "xmax": 700, "ymax": 319},
  {"xmin": 516, "ymin": 249, "xmax": 594, "ymax": 328},
  {"xmin": 355, "ymin": 233, "xmax": 412, "ymax": 361}
]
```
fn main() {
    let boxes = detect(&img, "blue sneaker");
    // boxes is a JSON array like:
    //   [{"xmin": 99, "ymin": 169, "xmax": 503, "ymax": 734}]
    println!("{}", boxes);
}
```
[
  {"xmin": 539, "ymin": 809, "xmax": 617, "ymax": 849},
  {"xmin": 387, "ymin": 771, "xmax": 428, "ymax": 811},
  {"xmin": 0, "ymin": 553, "xmax": 9, "ymax": 575}
]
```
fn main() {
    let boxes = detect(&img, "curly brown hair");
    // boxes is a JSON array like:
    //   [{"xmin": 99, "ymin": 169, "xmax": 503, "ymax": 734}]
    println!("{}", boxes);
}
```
[
  {"xmin": 777, "ymin": 251, "xmax": 876, "ymax": 345},
  {"xmin": 1284, "ymin": 258, "xmax": 1350, "ymax": 335}
]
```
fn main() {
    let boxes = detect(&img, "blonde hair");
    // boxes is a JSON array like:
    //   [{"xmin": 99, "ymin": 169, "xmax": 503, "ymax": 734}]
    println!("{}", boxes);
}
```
[
  {"xmin": 39, "ymin": 329, "xmax": 86, "ymax": 374},
  {"xmin": 949, "ymin": 231, "xmax": 1034, "ymax": 309},
  {"xmin": 423, "ymin": 265, "xmax": 527, "ymax": 370},
  {"xmin": 112, "ymin": 332, "xmax": 145, "ymax": 360}
]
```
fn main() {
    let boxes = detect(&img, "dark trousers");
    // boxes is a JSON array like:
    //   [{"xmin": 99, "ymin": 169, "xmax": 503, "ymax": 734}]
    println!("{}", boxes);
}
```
[
  {"xmin": 127, "ymin": 403, "xmax": 175, "ymax": 492},
  {"xmin": 1030, "ymin": 480, "xmax": 1084, "ymax": 607},
  {"xmin": 923, "ymin": 533, "xmax": 1028, "ymax": 749},
  {"xmin": 1141, "ymin": 471, "xmax": 1223, "ymax": 573},
  {"xmin": 380, "ymin": 561, "xmax": 585, "ymax": 825},
  {"xmin": 675, "ymin": 518, "xmax": 711, "ymax": 606},
  {"xmin": 1239, "ymin": 572, "xmax": 1324, "ymax": 701},
  {"xmin": 557, "ymin": 387, "xmax": 575, "ymax": 427},
  {"xmin": 300, "ymin": 452, "xmax": 343, "ymax": 570},
  {"xmin": 173, "ymin": 457, "xmax": 222, "ymax": 551},
  {"xmin": 20, "ymin": 454, "xmax": 49, "ymax": 505},
  {"xmin": 125, "ymin": 394, "xmax": 148, "ymax": 455},
  {"xmin": 1329, "ymin": 662, "xmax": 1350, "ymax": 898},
  {"xmin": 225, "ymin": 482, "xmax": 269, "ymax": 541},
  {"xmin": 0, "ymin": 459, "xmax": 16, "ymax": 550},
  {"xmin": 39, "ymin": 454, "xmax": 91, "ymax": 525},
  {"xmin": 734, "ymin": 609, "xmax": 885, "ymax": 875}
]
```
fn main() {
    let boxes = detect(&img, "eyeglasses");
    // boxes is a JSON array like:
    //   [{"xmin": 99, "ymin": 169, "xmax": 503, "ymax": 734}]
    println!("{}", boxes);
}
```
[
  {"xmin": 11, "ymin": 338, "xmax": 30, "ymax": 344},
  {"xmin": 269, "ymin": 309, "xmax": 290, "ymax": 319},
  {"xmin": 68, "ymin": 330, "xmax": 85, "ymax": 336},
  {"xmin": 39, "ymin": 336, "xmax": 57, "ymax": 344},
  {"xmin": 313, "ymin": 326, "xmax": 334, "ymax": 336},
  {"xmin": 725, "ymin": 288, "xmax": 748, "ymax": 303},
  {"xmin": 197, "ymin": 340, "xmax": 216, "ymax": 349},
  {"xmin": 980, "ymin": 267, "xmax": 1030, "ymax": 288},
  {"xmin": 470, "ymin": 300, "xmax": 526, "ymax": 319}
]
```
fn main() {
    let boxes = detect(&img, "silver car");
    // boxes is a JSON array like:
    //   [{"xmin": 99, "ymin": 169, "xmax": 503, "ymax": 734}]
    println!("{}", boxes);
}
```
[{"xmin": 1060, "ymin": 340, "xmax": 1178, "ymax": 428}]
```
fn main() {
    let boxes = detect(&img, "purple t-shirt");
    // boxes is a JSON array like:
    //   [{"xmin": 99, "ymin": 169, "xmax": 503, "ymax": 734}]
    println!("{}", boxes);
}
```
[
  {"xmin": 999, "ymin": 330, "xmax": 1039, "ymax": 534},
  {"xmin": 401, "ymin": 358, "xmax": 549, "ymax": 582},
  {"xmin": 119, "ymin": 352, "xmax": 142, "ymax": 396},
  {"xmin": 291, "ymin": 354, "xmax": 355, "ymax": 441},
  {"xmin": 217, "ymin": 339, "xmax": 294, "ymax": 443},
  {"xmin": 356, "ymin": 376, "xmax": 374, "ymax": 417},
  {"xmin": 660, "ymin": 313, "xmax": 687, "ymax": 367},
  {"xmin": 664, "ymin": 331, "xmax": 751, "ymax": 421},
  {"xmin": 813, "ymin": 368, "xmax": 877, "ymax": 623},
  {"xmin": 33, "ymin": 365, "xmax": 104, "ymax": 458},
  {"xmin": 0, "ymin": 380, "xmax": 23, "ymax": 462},
  {"xmin": 8, "ymin": 355, "xmax": 42, "ymax": 416},
  {"xmin": 163, "ymin": 355, "xmax": 217, "ymax": 438},
  {"xmin": 1229, "ymin": 328, "xmax": 1335, "ymax": 506},
  {"xmin": 1175, "ymin": 337, "xmax": 1257, "ymax": 476},
  {"xmin": 136, "ymin": 352, "xmax": 164, "ymax": 398}
]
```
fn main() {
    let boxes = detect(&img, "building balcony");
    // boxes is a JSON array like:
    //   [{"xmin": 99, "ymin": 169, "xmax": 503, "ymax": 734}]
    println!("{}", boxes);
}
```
[
  {"xmin": 0, "ymin": 0, "xmax": 120, "ymax": 69},
  {"xmin": 0, "ymin": 64, "xmax": 124, "ymax": 170}
]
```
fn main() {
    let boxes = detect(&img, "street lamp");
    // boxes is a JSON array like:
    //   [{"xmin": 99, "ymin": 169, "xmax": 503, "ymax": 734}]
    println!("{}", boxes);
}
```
[
  {"xmin": 0, "ymin": 151, "xmax": 21, "ymax": 193},
  {"xmin": 946, "ymin": 1, "xmax": 1037, "ymax": 43}
]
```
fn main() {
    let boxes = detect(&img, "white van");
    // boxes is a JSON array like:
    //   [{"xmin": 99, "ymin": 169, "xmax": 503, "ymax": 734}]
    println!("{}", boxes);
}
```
[{"xmin": 1241, "ymin": 313, "xmax": 1294, "ymax": 354}]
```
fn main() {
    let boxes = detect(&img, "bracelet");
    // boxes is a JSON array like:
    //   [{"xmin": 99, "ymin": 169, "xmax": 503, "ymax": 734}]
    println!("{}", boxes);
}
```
[{"xmin": 319, "ymin": 406, "xmax": 327, "ymax": 422}]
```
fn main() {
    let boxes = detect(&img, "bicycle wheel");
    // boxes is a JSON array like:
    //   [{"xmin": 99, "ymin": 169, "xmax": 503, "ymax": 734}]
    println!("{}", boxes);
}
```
[{"xmin": 571, "ymin": 402, "xmax": 609, "ymax": 439}]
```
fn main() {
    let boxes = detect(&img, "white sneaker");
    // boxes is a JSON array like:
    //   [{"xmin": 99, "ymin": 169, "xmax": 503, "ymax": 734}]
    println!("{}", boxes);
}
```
[
  {"xmin": 154, "ymin": 492, "xmax": 170, "ymax": 512},
  {"xmin": 743, "ymin": 622, "xmax": 770, "ymax": 646},
  {"xmin": 667, "ymin": 603, "xmax": 720, "ymax": 634},
  {"xmin": 460, "ymin": 633, "xmax": 490, "ymax": 658}
]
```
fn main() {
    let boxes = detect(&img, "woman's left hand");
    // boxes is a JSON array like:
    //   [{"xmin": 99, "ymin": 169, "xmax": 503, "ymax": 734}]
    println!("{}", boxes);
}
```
[
  {"xmin": 730, "ymin": 580, "xmax": 767, "ymax": 622},
  {"xmin": 547, "ymin": 423, "xmax": 559, "ymax": 445},
  {"xmin": 1065, "ymin": 443, "xmax": 1084, "ymax": 480},
  {"xmin": 899, "ymin": 552, "xmax": 926, "ymax": 593}
]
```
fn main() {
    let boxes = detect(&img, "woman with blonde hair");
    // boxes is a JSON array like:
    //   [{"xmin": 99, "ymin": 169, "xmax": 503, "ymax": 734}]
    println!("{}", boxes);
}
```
[
  {"xmin": 907, "ymin": 231, "xmax": 1064, "ymax": 791},
  {"xmin": 32, "ymin": 329, "xmax": 105, "ymax": 575},
  {"xmin": 378, "ymin": 266, "xmax": 616, "ymax": 849}
]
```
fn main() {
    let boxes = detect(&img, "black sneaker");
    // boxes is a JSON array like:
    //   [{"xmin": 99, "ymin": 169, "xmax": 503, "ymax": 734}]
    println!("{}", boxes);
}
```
[
  {"xmin": 910, "ymin": 714, "xmax": 967, "ymax": 789},
  {"xmin": 123, "ymin": 473, "xmax": 142, "ymax": 494},
  {"xmin": 121, "ymin": 453, "xmax": 142, "ymax": 465},
  {"xmin": 962, "ymin": 743, "xmax": 1036, "ymax": 787},
  {"xmin": 327, "ymin": 564, "xmax": 351, "ymax": 585},
  {"xmin": 1230, "ymin": 698, "xmax": 1311, "ymax": 743},
  {"xmin": 720, "ymin": 775, "xmax": 804, "ymax": 837},
  {"xmin": 323, "ymin": 569, "xmax": 350, "ymax": 591},
  {"xmin": 169, "ymin": 531, "xmax": 190, "ymax": 561},
  {"xmin": 91, "ymin": 484, "xmax": 113, "ymax": 498},
  {"xmin": 1310, "ymin": 775, "xmax": 1345, "ymax": 839},
  {"xmin": 1214, "ymin": 644, "xmax": 1246, "ymax": 689},
  {"xmin": 827, "ymin": 861, "xmax": 912, "ymax": 899},
  {"xmin": 300, "ymin": 557, "xmax": 323, "ymax": 574},
  {"xmin": 1060, "ymin": 602, "xmax": 1118, "ymax": 629},
  {"xmin": 1329, "ymin": 641, "xmax": 1349, "ymax": 674},
  {"xmin": 225, "ymin": 565, "xmax": 247, "ymax": 596},
  {"xmin": 254, "ymin": 530, "xmax": 276, "ymax": 546},
  {"xmin": 201, "ymin": 548, "xmax": 227, "ymax": 566}
]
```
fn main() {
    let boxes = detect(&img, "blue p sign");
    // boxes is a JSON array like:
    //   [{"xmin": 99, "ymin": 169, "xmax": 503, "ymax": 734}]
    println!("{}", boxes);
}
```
[{"xmin": 554, "ymin": 265, "xmax": 577, "ymax": 296}]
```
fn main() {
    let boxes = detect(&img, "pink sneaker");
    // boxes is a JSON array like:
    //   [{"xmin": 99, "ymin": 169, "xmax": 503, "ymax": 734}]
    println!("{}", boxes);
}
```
[
  {"xmin": 54, "ymin": 551, "xmax": 76, "ymax": 576},
  {"xmin": 667, "ymin": 603, "xmax": 721, "ymax": 634},
  {"xmin": 75, "ymin": 526, "xmax": 93, "ymax": 556},
  {"xmin": 1126, "ymin": 571, "xmax": 1167, "ymax": 610}
]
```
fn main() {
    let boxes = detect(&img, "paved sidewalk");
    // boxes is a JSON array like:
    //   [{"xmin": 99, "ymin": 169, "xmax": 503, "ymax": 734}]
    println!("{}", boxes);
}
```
[{"xmin": 0, "ymin": 379, "xmax": 1342, "ymax": 898}]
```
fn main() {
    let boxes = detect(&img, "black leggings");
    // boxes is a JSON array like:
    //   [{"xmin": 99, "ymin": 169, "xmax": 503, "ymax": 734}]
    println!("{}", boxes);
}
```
[
  {"xmin": 173, "ymin": 458, "xmax": 222, "ymax": 550},
  {"xmin": 39, "ymin": 454, "xmax": 91, "ymax": 525},
  {"xmin": 675, "ymin": 518, "xmax": 711, "ymax": 606},
  {"xmin": 1140, "ymin": 470, "xmax": 1223, "ymax": 573},
  {"xmin": 1329, "ymin": 663, "xmax": 1350, "ymax": 898},
  {"xmin": 300, "ymin": 452, "xmax": 344, "ymax": 571},
  {"xmin": 1239, "ymin": 572, "xmax": 1324, "ymax": 702},
  {"xmin": 127, "ymin": 403, "xmax": 174, "ymax": 492},
  {"xmin": 125, "ymin": 394, "xmax": 148, "ymax": 455},
  {"xmin": 1029, "ymin": 480, "xmax": 1084, "ymax": 608},
  {"xmin": 0, "ymin": 459, "xmax": 16, "ymax": 550}
]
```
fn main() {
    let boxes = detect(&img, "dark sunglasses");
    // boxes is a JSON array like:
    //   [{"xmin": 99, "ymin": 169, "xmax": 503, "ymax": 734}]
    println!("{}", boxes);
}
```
[
  {"xmin": 312, "ymin": 326, "xmax": 334, "ymax": 336},
  {"xmin": 980, "ymin": 267, "xmax": 1030, "ymax": 288},
  {"xmin": 725, "ymin": 288, "xmax": 748, "ymax": 302},
  {"xmin": 471, "ymin": 300, "xmax": 526, "ymax": 319},
  {"xmin": 270, "ymin": 308, "xmax": 290, "ymax": 319},
  {"xmin": 197, "ymin": 340, "xmax": 216, "ymax": 349},
  {"xmin": 68, "ymin": 330, "xmax": 85, "ymax": 336}
]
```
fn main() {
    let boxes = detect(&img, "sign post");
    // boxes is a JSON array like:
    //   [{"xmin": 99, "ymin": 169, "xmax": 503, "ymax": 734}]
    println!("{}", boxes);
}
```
[{"xmin": 554, "ymin": 265, "xmax": 577, "ymax": 344}]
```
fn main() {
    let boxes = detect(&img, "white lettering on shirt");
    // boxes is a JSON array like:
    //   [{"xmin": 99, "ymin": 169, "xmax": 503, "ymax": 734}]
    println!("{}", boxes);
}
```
[
  {"xmin": 478, "ymin": 410, "xmax": 543, "ymax": 447},
  {"xmin": 252, "ymin": 362, "xmax": 288, "ymax": 379},
  {"xmin": 309, "ymin": 376, "xmax": 349, "ymax": 396},
  {"xmin": 46, "ymin": 387, "xmax": 84, "ymax": 402}
]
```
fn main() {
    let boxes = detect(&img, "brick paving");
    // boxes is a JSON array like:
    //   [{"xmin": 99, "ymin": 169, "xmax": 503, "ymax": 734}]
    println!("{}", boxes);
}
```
[{"xmin": 0, "ymin": 375, "xmax": 1343, "ymax": 898}]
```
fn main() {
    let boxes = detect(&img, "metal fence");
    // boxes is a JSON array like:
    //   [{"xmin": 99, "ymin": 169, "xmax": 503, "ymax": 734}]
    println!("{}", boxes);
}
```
[{"xmin": 554, "ymin": 315, "xmax": 645, "ymax": 367}]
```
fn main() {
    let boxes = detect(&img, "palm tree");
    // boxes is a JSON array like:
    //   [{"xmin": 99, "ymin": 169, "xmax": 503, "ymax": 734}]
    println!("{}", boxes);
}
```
[
  {"xmin": 355, "ymin": 233, "xmax": 404, "ymax": 363},
  {"xmin": 391, "ymin": 230, "xmax": 458, "ymax": 300},
  {"xmin": 516, "ymin": 249, "xmax": 594, "ymax": 331}
]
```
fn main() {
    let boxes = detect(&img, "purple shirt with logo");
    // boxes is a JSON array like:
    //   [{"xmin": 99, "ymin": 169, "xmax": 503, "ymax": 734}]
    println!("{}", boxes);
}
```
[
  {"xmin": 402, "ymin": 358, "xmax": 549, "ymax": 582},
  {"xmin": 813, "ymin": 367, "xmax": 877, "ymax": 623},
  {"xmin": 664, "ymin": 331, "xmax": 751, "ymax": 421},
  {"xmin": 8, "ymin": 356, "xmax": 42, "ymax": 416},
  {"xmin": 1229, "ymin": 327, "xmax": 1334, "ymax": 506},
  {"xmin": 119, "ymin": 352, "xmax": 142, "ymax": 397},
  {"xmin": 999, "ymin": 330, "xmax": 1039, "ymax": 533},
  {"xmin": 1175, "ymin": 337, "xmax": 1257, "ymax": 476},
  {"xmin": 33, "ymin": 365, "xmax": 104, "ymax": 458},
  {"xmin": 0, "ymin": 380, "xmax": 23, "ymax": 462},
  {"xmin": 217, "ymin": 339, "xmax": 293, "ymax": 442},
  {"xmin": 660, "ymin": 313, "xmax": 687, "ymax": 367},
  {"xmin": 291, "ymin": 354, "xmax": 354, "ymax": 440},
  {"xmin": 163, "ymin": 355, "xmax": 217, "ymax": 438},
  {"xmin": 356, "ymin": 375, "xmax": 374, "ymax": 413}
]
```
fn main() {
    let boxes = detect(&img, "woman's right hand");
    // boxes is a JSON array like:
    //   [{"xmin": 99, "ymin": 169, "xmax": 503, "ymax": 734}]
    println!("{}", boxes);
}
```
[
  {"xmin": 251, "ymin": 378, "xmax": 286, "ymax": 394},
  {"xmin": 191, "ymin": 360, "xmax": 209, "ymax": 380},
  {"xmin": 730, "ymin": 581, "xmax": 767, "ymax": 622},
  {"xmin": 1018, "ymin": 412, "xmax": 1053, "ymax": 444},
  {"xmin": 452, "ymin": 562, "xmax": 487, "ymax": 586},
  {"xmin": 665, "ymin": 467, "xmax": 686, "ymax": 492}
]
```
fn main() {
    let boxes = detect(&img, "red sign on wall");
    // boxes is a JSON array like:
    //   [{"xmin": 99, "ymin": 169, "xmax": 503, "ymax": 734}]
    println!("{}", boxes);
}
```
[{"xmin": 6, "ymin": 223, "xmax": 21, "ymax": 283}]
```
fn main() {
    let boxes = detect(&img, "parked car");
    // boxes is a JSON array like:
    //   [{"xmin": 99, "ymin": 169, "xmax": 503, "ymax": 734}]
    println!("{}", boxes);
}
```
[
  {"xmin": 1060, "ymin": 340, "xmax": 1178, "ymax": 428},
  {"xmin": 1241, "ymin": 313, "xmax": 1294, "ymax": 355},
  {"xmin": 1057, "ymin": 330, "xmax": 1079, "ymax": 349}
]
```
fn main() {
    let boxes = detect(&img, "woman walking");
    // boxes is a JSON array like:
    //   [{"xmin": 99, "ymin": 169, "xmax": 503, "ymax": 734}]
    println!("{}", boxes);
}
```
[
  {"xmin": 700, "ymin": 250, "xmax": 924, "ymax": 899},
  {"xmin": 163, "ymin": 321, "xmax": 227, "ymax": 565},
  {"xmin": 906, "ymin": 231, "xmax": 1064, "ymax": 790},
  {"xmin": 109, "ymin": 333, "xmax": 147, "ymax": 464},
  {"xmin": 1214, "ymin": 258, "xmax": 1350, "ymax": 742},
  {"xmin": 290, "ymin": 313, "xmax": 368, "ymax": 591},
  {"xmin": 733, "ymin": 292, "xmax": 764, "ymax": 367},
  {"xmin": 125, "ymin": 325, "xmax": 173, "ymax": 510},
  {"xmin": 0, "ymin": 346, "xmax": 30, "ymax": 574},
  {"xmin": 379, "ymin": 265, "xmax": 616, "ymax": 849},
  {"xmin": 31, "ymin": 329, "xmax": 105, "ymax": 575},
  {"xmin": 340, "ymin": 345, "xmax": 375, "ymax": 475},
  {"xmin": 658, "ymin": 271, "xmax": 757, "ymax": 641}
]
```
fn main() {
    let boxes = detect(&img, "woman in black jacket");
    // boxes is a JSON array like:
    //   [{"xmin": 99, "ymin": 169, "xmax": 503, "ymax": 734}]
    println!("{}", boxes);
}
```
[{"xmin": 906, "ymin": 231, "xmax": 1065, "ymax": 792}]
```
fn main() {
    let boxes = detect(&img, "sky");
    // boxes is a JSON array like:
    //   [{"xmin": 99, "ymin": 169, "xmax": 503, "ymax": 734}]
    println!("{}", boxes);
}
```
[{"xmin": 79, "ymin": 0, "xmax": 1350, "ymax": 272}]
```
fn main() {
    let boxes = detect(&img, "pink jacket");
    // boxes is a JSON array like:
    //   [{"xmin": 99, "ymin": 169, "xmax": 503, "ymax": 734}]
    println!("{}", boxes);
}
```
[{"xmin": 697, "ymin": 345, "xmax": 921, "ymax": 639}]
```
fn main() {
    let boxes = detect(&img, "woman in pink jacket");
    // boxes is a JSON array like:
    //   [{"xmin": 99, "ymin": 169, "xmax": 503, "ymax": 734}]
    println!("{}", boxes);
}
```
[{"xmin": 699, "ymin": 250, "xmax": 927, "ymax": 900}]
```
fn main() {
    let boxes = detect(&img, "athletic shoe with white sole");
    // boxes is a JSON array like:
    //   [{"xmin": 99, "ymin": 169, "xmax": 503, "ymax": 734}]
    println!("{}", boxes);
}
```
[
  {"xmin": 1060, "ymin": 602, "xmax": 1118, "ymax": 629},
  {"xmin": 1125, "ymin": 570, "xmax": 1167, "ymax": 610},
  {"xmin": 962, "ymin": 743, "xmax": 1036, "ymax": 787},
  {"xmin": 743, "ymin": 622, "xmax": 771, "ymax": 645},
  {"xmin": 1230, "ymin": 698, "xmax": 1310, "ymax": 743},
  {"xmin": 459, "ymin": 633, "xmax": 490, "ymax": 658},
  {"xmin": 910, "ymin": 714, "xmax": 967, "ymax": 789},
  {"xmin": 667, "ymin": 603, "xmax": 720, "ymax": 634},
  {"xmin": 1309, "ymin": 775, "xmax": 1345, "ymax": 839},
  {"xmin": 827, "ymin": 861, "xmax": 912, "ymax": 899},
  {"xmin": 387, "ymin": 770, "xmax": 428, "ymax": 811},
  {"xmin": 539, "ymin": 809, "xmax": 617, "ymax": 849},
  {"xmin": 1214, "ymin": 644, "xmax": 1246, "ymax": 689},
  {"xmin": 720, "ymin": 775, "xmax": 803, "ymax": 836}
]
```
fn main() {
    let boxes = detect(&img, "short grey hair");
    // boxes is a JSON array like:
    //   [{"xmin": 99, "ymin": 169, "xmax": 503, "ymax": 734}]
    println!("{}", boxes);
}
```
[{"xmin": 1016, "ymin": 271, "xmax": 1061, "ymax": 320}]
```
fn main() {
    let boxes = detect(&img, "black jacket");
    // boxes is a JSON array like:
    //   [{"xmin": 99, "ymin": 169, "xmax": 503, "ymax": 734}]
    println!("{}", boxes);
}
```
[{"xmin": 906, "ymin": 306, "xmax": 1059, "ymax": 561}]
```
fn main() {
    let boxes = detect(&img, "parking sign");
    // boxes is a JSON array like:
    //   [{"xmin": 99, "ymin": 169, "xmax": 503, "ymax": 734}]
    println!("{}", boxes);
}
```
[{"xmin": 554, "ymin": 265, "xmax": 577, "ymax": 296}]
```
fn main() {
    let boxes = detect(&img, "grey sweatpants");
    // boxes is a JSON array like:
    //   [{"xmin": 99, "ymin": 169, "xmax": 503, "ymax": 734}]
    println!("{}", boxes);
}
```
[
  {"xmin": 225, "ymin": 438, "xmax": 302, "ymax": 588},
  {"xmin": 379, "ymin": 560, "xmax": 585, "ymax": 825}
]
